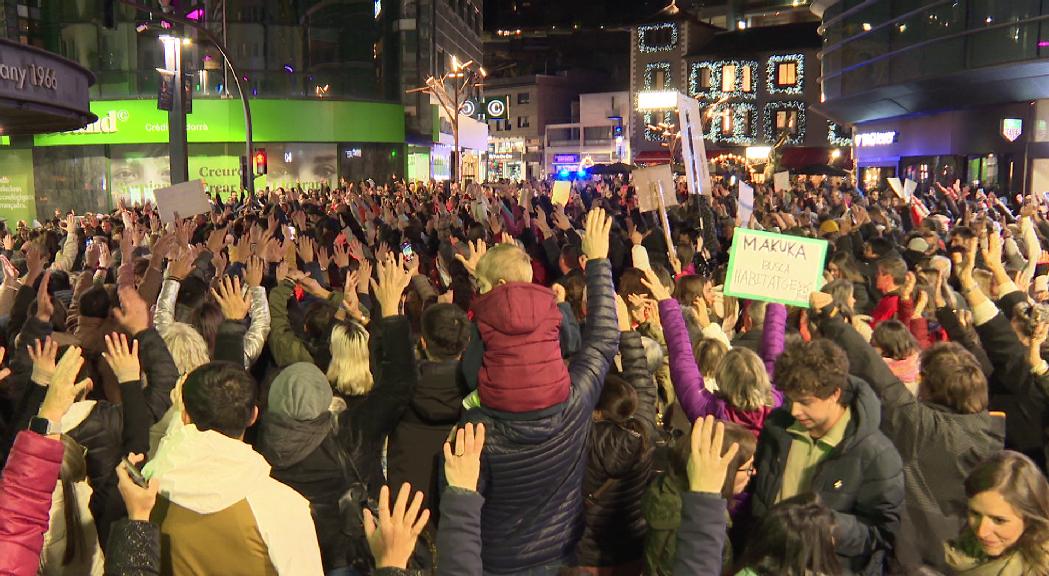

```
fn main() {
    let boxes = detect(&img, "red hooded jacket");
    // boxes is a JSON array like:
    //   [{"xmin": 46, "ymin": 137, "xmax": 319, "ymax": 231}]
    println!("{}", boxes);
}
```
[{"xmin": 471, "ymin": 282, "xmax": 570, "ymax": 413}]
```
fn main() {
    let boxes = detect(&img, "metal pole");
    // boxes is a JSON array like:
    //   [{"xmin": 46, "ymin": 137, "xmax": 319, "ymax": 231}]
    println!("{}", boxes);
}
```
[{"xmin": 165, "ymin": 37, "xmax": 189, "ymax": 183}]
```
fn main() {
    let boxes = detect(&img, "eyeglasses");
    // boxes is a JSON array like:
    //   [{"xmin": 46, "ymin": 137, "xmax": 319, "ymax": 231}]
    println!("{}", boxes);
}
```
[{"xmin": 738, "ymin": 466, "xmax": 757, "ymax": 477}]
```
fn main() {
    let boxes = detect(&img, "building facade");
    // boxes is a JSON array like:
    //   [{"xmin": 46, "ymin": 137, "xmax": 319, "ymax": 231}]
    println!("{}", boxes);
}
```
[
  {"xmin": 482, "ymin": 71, "xmax": 602, "ymax": 180},
  {"xmin": 629, "ymin": 13, "xmax": 843, "ymax": 176},
  {"xmin": 813, "ymin": 0, "xmax": 1049, "ymax": 194},
  {"xmin": 0, "ymin": 0, "xmax": 409, "ymax": 220},
  {"xmin": 545, "ymin": 91, "xmax": 632, "ymax": 176}
]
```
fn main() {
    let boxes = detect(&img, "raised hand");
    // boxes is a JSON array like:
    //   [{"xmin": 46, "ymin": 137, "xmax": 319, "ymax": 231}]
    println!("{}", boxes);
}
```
[
  {"xmin": 35, "ymin": 270, "xmax": 53, "ymax": 323},
  {"xmin": 639, "ymin": 268, "xmax": 672, "ymax": 302},
  {"xmin": 296, "ymin": 236, "xmax": 316, "ymax": 264},
  {"xmin": 363, "ymin": 484, "xmax": 430, "ymax": 570},
  {"xmin": 205, "ymin": 225, "xmax": 228, "ymax": 255},
  {"xmin": 113, "ymin": 285, "xmax": 151, "ymax": 335},
  {"xmin": 24, "ymin": 243, "xmax": 45, "ymax": 284},
  {"xmin": 687, "ymin": 415, "xmax": 740, "ymax": 494},
  {"xmin": 211, "ymin": 274, "xmax": 251, "ymax": 320},
  {"xmin": 0, "ymin": 255, "xmax": 16, "ymax": 286},
  {"xmin": 332, "ymin": 243, "xmax": 351, "ymax": 269},
  {"xmin": 444, "ymin": 422, "xmax": 485, "ymax": 492},
  {"xmin": 455, "ymin": 239, "xmax": 488, "ymax": 277},
  {"xmin": 28, "ymin": 337, "xmax": 58, "ymax": 385},
  {"xmin": 103, "ymin": 332, "xmax": 141, "ymax": 384},
  {"xmin": 245, "ymin": 255, "xmax": 264, "ymax": 288},
  {"xmin": 37, "ymin": 346, "xmax": 91, "ymax": 426},
  {"xmin": 371, "ymin": 254, "xmax": 413, "ymax": 318},
  {"xmin": 581, "ymin": 207, "xmax": 612, "ymax": 261}
]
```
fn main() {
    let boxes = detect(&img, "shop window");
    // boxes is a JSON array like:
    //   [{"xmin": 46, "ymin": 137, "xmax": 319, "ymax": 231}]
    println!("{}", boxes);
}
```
[
  {"xmin": 776, "ymin": 62, "xmax": 798, "ymax": 87},
  {"xmin": 722, "ymin": 64, "xmax": 736, "ymax": 92},
  {"xmin": 776, "ymin": 110, "xmax": 798, "ymax": 134},
  {"xmin": 741, "ymin": 65, "xmax": 753, "ymax": 93},
  {"xmin": 517, "ymin": 116, "xmax": 530, "ymax": 128},
  {"xmin": 518, "ymin": 92, "xmax": 530, "ymax": 104}
]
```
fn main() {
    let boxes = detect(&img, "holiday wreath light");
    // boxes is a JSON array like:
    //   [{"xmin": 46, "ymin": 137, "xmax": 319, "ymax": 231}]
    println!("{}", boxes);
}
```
[
  {"xmin": 638, "ymin": 23, "xmax": 678, "ymax": 53},
  {"xmin": 643, "ymin": 62, "xmax": 673, "ymax": 90},
  {"xmin": 689, "ymin": 60, "xmax": 759, "ymax": 100},
  {"xmin": 827, "ymin": 121, "xmax": 853, "ymax": 147},
  {"xmin": 766, "ymin": 53, "xmax": 805, "ymax": 95},
  {"xmin": 763, "ymin": 100, "xmax": 807, "ymax": 144},
  {"xmin": 705, "ymin": 102, "xmax": 757, "ymax": 145}
]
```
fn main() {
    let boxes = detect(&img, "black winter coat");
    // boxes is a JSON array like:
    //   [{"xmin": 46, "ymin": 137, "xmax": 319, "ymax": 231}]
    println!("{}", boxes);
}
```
[
  {"xmin": 575, "ymin": 330, "xmax": 655, "ymax": 567},
  {"xmin": 748, "ymin": 376, "xmax": 905, "ymax": 576},
  {"xmin": 387, "ymin": 358, "xmax": 467, "ymax": 516},
  {"xmin": 461, "ymin": 258, "xmax": 620, "ymax": 574},
  {"xmin": 822, "ymin": 315, "xmax": 1005, "ymax": 572}
]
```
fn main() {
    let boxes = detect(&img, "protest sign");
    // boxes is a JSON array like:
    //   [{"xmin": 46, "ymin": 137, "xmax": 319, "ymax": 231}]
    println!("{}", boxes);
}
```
[
  {"xmin": 887, "ymin": 177, "xmax": 903, "ymax": 198},
  {"xmin": 154, "ymin": 180, "xmax": 210, "ymax": 223},
  {"xmin": 904, "ymin": 178, "xmax": 917, "ymax": 201},
  {"xmin": 551, "ymin": 180, "xmax": 571, "ymax": 206},
  {"xmin": 738, "ymin": 181, "xmax": 754, "ymax": 228},
  {"xmin": 633, "ymin": 165, "xmax": 677, "ymax": 213},
  {"xmin": 723, "ymin": 227, "xmax": 829, "ymax": 308},
  {"xmin": 773, "ymin": 171, "xmax": 790, "ymax": 193},
  {"xmin": 677, "ymin": 93, "xmax": 712, "ymax": 195}
]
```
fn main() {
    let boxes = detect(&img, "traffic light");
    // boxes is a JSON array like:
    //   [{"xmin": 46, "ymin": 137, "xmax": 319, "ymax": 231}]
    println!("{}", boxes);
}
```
[
  {"xmin": 240, "ymin": 155, "xmax": 251, "ymax": 191},
  {"xmin": 254, "ymin": 149, "xmax": 267, "ymax": 176}
]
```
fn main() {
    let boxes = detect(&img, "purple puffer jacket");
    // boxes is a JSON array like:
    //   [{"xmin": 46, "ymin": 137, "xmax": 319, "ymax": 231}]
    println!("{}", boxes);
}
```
[{"xmin": 658, "ymin": 299, "xmax": 786, "ymax": 436}]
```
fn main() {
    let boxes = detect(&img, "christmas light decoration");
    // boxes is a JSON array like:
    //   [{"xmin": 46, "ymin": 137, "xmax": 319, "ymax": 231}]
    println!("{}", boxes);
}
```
[
  {"xmin": 688, "ymin": 60, "xmax": 759, "ymax": 100},
  {"xmin": 710, "ymin": 153, "xmax": 757, "ymax": 175},
  {"xmin": 827, "ymin": 121, "xmax": 853, "ymax": 147},
  {"xmin": 763, "ymin": 101, "xmax": 807, "ymax": 144},
  {"xmin": 643, "ymin": 62, "xmax": 673, "ymax": 90},
  {"xmin": 766, "ymin": 54, "xmax": 805, "ymax": 95},
  {"xmin": 638, "ymin": 23, "xmax": 678, "ymax": 53},
  {"xmin": 705, "ymin": 102, "xmax": 757, "ymax": 145},
  {"xmin": 643, "ymin": 111, "xmax": 675, "ymax": 141}
]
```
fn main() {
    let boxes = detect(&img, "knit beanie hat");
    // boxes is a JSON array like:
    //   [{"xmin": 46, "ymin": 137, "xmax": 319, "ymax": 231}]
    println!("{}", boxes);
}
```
[{"xmin": 268, "ymin": 362, "xmax": 333, "ymax": 420}]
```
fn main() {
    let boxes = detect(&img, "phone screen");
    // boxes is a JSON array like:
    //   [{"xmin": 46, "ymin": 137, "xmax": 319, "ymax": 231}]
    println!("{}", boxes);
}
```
[
  {"xmin": 400, "ymin": 241, "xmax": 414, "ymax": 262},
  {"xmin": 287, "ymin": 226, "xmax": 296, "ymax": 240}
]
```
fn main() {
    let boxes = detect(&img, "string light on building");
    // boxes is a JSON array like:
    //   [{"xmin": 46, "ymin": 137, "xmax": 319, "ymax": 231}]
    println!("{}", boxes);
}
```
[
  {"xmin": 704, "ymin": 102, "xmax": 757, "ymax": 145},
  {"xmin": 637, "ymin": 23, "xmax": 678, "ymax": 53},
  {"xmin": 766, "ymin": 53, "xmax": 805, "ymax": 95},
  {"xmin": 643, "ymin": 62, "xmax": 673, "ymax": 90},
  {"xmin": 763, "ymin": 100, "xmax": 807, "ymax": 144},
  {"xmin": 827, "ymin": 120, "xmax": 853, "ymax": 147},
  {"xmin": 688, "ymin": 60, "xmax": 759, "ymax": 101}
]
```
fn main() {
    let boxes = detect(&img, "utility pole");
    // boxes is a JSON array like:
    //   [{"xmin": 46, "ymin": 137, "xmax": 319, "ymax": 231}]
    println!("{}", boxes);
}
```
[{"xmin": 161, "ymin": 34, "xmax": 188, "ymax": 184}]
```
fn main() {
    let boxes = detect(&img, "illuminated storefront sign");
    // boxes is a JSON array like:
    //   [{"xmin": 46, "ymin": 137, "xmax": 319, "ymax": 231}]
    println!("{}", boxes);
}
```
[{"xmin": 854, "ymin": 131, "xmax": 897, "ymax": 147}]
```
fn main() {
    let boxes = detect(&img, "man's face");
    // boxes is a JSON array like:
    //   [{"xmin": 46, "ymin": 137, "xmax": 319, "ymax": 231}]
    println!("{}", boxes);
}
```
[
  {"xmin": 875, "ymin": 269, "xmax": 892, "ymax": 292},
  {"xmin": 787, "ymin": 388, "xmax": 843, "ymax": 438}
]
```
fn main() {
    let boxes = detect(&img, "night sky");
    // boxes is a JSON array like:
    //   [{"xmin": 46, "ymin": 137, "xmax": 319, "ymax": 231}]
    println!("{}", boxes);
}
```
[{"xmin": 483, "ymin": 0, "xmax": 679, "ymax": 30}]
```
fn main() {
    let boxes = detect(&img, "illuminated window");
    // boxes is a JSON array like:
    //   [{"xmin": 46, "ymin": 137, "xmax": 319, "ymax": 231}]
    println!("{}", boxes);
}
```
[
  {"xmin": 776, "ymin": 110, "xmax": 799, "ymax": 134},
  {"xmin": 722, "ymin": 64, "xmax": 736, "ymax": 92},
  {"xmin": 776, "ymin": 62, "xmax": 798, "ymax": 86},
  {"xmin": 699, "ymin": 67, "xmax": 711, "ymax": 89},
  {"xmin": 742, "ymin": 65, "xmax": 753, "ymax": 92},
  {"xmin": 721, "ymin": 108, "xmax": 734, "ymax": 135}
]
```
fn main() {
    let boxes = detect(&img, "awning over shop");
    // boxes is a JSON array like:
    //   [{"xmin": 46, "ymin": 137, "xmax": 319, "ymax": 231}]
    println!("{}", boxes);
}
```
[{"xmin": 0, "ymin": 39, "xmax": 95, "ymax": 135}]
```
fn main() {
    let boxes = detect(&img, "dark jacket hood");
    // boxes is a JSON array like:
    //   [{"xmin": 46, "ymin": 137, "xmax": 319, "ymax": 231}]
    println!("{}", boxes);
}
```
[{"xmin": 257, "ymin": 411, "xmax": 332, "ymax": 469}]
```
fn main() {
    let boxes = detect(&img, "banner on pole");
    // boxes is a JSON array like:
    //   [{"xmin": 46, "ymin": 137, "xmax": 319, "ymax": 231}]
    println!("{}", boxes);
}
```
[
  {"xmin": 724, "ymin": 228, "xmax": 829, "ymax": 308},
  {"xmin": 677, "ymin": 93, "xmax": 712, "ymax": 196}
]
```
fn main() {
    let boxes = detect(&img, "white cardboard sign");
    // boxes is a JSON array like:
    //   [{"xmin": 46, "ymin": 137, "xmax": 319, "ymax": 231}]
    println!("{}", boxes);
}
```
[
  {"xmin": 153, "ymin": 180, "xmax": 210, "ymax": 223},
  {"xmin": 723, "ymin": 228, "xmax": 829, "ymax": 308}
]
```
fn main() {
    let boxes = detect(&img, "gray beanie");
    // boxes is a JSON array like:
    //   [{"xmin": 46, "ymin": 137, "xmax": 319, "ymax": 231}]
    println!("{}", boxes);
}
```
[{"xmin": 268, "ymin": 362, "xmax": 333, "ymax": 420}]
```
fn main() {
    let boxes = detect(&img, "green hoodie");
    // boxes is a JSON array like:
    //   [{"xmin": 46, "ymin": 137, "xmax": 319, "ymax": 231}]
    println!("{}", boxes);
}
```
[{"xmin": 642, "ymin": 470, "xmax": 733, "ymax": 576}]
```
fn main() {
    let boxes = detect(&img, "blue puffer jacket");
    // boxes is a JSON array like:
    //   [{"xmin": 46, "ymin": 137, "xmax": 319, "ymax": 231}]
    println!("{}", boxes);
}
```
[{"xmin": 461, "ymin": 258, "xmax": 620, "ymax": 574}]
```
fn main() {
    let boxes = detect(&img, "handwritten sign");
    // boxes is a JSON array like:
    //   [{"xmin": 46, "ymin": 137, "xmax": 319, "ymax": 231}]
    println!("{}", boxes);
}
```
[
  {"xmin": 773, "ymin": 171, "xmax": 790, "ymax": 193},
  {"xmin": 738, "ymin": 181, "xmax": 754, "ymax": 228},
  {"xmin": 633, "ymin": 164, "xmax": 677, "ymax": 213},
  {"xmin": 723, "ymin": 228, "xmax": 829, "ymax": 308}
]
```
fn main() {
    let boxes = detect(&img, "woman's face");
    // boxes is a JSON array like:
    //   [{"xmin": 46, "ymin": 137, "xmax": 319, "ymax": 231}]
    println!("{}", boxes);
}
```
[
  {"xmin": 828, "ymin": 263, "xmax": 842, "ymax": 280},
  {"xmin": 732, "ymin": 456, "xmax": 755, "ymax": 495},
  {"xmin": 702, "ymin": 282, "xmax": 715, "ymax": 305},
  {"xmin": 968, "ymin": 490, "xmax": 1025, "ymax": 558}
]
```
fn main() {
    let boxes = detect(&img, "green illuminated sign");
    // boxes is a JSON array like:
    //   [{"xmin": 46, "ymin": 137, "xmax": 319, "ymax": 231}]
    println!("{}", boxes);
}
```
[
  {"xmin": 0, "ymin": 149, "xmax": 37, "ymax": 224},
  {"xmin": 34, "ymin": 99, "xmax": 406, "ymax": 146}
]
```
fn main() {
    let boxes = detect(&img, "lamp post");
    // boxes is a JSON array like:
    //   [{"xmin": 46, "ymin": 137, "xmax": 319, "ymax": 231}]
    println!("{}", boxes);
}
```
[
  {"xmin": 159, "ymin": 35, "xmax": 188, "ymax": 184},
  {"xmin": 407, "ymin": 56, "xmax": 486, "ymax": 185}
]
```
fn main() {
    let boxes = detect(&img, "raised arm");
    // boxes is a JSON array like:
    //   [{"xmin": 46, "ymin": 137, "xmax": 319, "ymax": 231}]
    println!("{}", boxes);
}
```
[
  {"xmin": 266, "ymin": 275, "xmax": 316, "ymax": 367},
  {"xmin": 759, "ymin": 303, "xmax": 787, "ymax": 380},
  {"xmin": 655, "ymin": 297, "xmax": 716, "ymax": 423},
  {"xmin": 568, "ymin": 208, "xmax": 620, "ymax": 410}
]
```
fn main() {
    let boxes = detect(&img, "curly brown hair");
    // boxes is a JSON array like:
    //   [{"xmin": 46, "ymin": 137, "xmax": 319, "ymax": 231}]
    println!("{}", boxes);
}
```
[{"xmin": 774, "ymin": 339, "xmax": 849, "ymax": 402}]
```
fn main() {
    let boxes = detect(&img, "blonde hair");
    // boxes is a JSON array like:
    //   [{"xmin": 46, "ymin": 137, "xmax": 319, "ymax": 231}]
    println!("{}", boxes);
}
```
[
  {"xmin": 475, "ymin": 243, "xmax": 533, "ymax": 293},
  {"xmin": 328, "ymin": 320, "xmax": 374, "ymax": 396},
  {"xmin": 717, "ymin": 347, "xmax": 773, "ymax": 411},
  {"xmin": 159, "ymin": 322, "xmax": 211, "ymax": 375}
]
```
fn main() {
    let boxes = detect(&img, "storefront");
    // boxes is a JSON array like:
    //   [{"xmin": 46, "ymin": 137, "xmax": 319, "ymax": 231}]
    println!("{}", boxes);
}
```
[
  {"xmin": 487, "ymin": 138, "xmax": 526, "ymax": 181},
  {"xmin": 853, "ymin": 103, "xmax": 1029, "ymax": 194},
  {"xmin": 0, "ymin": 98, "xmax": 405, "ymax": 220}
]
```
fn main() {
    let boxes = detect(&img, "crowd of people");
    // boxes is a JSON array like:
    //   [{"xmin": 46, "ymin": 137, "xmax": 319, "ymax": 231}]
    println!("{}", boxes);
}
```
[{"xmin": 0, "ymin": 173, "xmax": 1046, "ymax": 576}]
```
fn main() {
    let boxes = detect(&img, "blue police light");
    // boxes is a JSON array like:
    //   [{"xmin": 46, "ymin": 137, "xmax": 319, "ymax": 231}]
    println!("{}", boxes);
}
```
[
  {"xmin": 558, "ymin": 168, "xmax": 570, "ymax": 179},
  {"xmin": 577, "ymin": 168, "xmax": 588, "ymax": 178}
]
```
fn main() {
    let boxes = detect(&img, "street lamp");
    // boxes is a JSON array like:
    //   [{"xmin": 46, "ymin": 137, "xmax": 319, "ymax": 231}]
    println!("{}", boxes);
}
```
[{"xmin": 407, "ymin": 56, "xmax": 486, "ymax": 185}]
